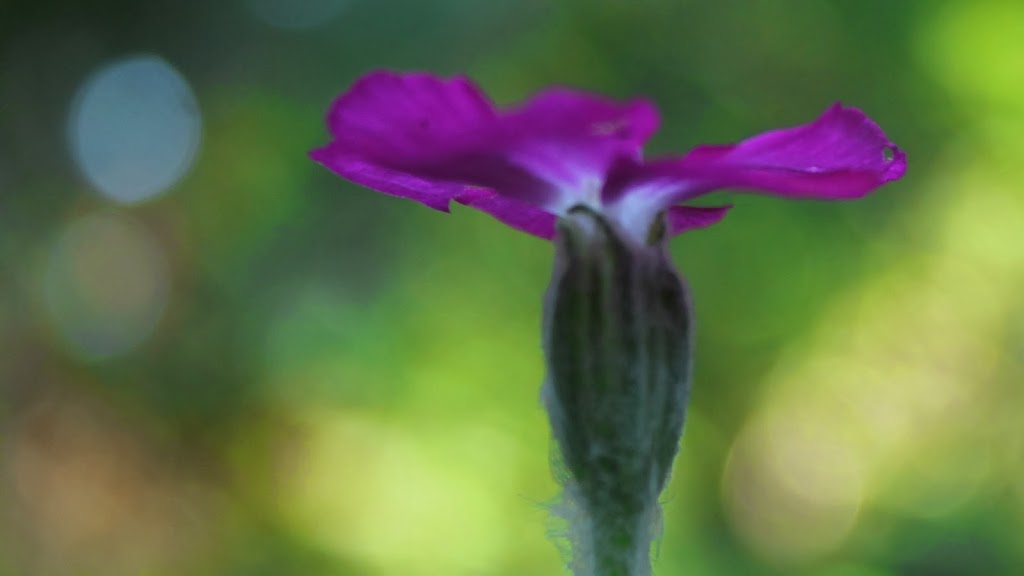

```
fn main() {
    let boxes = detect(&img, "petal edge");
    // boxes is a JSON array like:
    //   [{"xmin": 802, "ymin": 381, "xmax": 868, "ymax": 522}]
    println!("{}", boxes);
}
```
[{"xmin": 675, "ymin": 103, "xmax": 906, "ymax": 200}]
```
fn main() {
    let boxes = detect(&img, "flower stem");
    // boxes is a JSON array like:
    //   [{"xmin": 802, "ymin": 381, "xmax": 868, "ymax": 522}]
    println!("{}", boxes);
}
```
[
  {"xmin": 590, "ymin": 508, "xmax": 651, "ymax": 576},
  {"xmin": 543, "ymin": 206, "xmax": 691, "ymax": 576}
]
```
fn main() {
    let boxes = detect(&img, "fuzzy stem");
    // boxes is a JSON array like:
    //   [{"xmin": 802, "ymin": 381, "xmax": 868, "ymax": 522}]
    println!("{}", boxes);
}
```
[
  {"xmin": 590, "ymin": 507, "xmax": 650, "ymax": 576},
  {"xmin": 543, "ymin": 206, "xmax": 691, "ymax": 576}
]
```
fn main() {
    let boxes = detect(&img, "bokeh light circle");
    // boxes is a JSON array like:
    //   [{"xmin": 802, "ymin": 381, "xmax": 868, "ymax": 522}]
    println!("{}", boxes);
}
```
[
  {"xmin": 42, "ymin": 212, "xmax": 171, "ymax": 360},
  {"xmin": 723, "ymin": 411, "xmax": 866, "ymax": 565},
  {"xmin": 68, "ymin": 55, "xmax": 201, "ymax": 204}
]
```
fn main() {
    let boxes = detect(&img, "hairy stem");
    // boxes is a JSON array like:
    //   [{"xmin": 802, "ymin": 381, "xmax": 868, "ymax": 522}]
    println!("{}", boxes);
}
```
[{"xmin": 542, "ymin": 206, "xmax": 692, "ymax": 576}]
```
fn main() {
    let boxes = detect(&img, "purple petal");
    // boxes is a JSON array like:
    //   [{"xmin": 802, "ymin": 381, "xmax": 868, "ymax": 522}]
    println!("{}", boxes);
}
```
[
  {"xmin": 312, "ymin": 71, "xmax": 662, "ymax": 222},
  {"xmin": 324, "ymin": 71, "xmax": 499, "ymax": 165},
  {"xmin": 455, "ymin": 188, "xmax": 558, "ymax": 239},
  {"xmin": 666, "ymin": 205, "xmax": 732, "ymax": 236},
  {"xmin": 311, "ymin": 71, "xmax": 523, "ymax": 211},
  {"xmin": 309, "ymin": 146, "xmax": 463, "ymax": 212},
  {"xmin": 505, "ymin": 87, "xmax": 659, "ymax": 147},
  {"xmin": 498, "ymin": 88, "xmax": 659, "ymax": 193},
  {"xmin": 670, "ymin": 103, "xmax": 906, "ymax": 201}
]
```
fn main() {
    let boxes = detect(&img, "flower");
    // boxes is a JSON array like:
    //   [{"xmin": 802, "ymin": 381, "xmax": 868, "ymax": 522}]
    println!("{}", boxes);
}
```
[
  {"xmin": 310, "ymin": 70, "xmax": 906, "ymax": 245},
  {"xmin": 310, "ymin": 71, "xmax": 906, "ymax": 576}
]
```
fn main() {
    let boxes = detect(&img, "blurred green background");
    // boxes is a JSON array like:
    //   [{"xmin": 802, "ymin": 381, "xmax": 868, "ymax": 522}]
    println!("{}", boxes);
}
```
[{"xmin": 2, "ymin": 1, "xmax": 1023, "ymax": 574}]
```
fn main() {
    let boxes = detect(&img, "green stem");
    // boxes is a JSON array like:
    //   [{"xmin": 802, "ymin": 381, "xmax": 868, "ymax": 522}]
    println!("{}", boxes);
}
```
[
  {"xmin": 544, "ymin": 206, "xmax": 689, "ymax": 576},
  {"xmin": 590, "ymin": 508, "xmax": 651, "ymax": 576}
]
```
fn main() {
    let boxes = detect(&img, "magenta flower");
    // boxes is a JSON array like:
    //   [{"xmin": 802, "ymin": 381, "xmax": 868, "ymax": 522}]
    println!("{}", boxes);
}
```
[
  {"xmin": 310, "ymin": 71, "xmax": 905, "ymax": 244},
  {"xmin": 311, "ymin": 71, "xmax": 906, "ymax": 576}
]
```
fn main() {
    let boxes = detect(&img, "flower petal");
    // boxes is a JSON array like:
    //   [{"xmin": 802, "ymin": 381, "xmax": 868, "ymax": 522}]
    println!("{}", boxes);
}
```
[
  {"xmin": 505, "ymin": 87, "xmax": 659, "ymax": 147},
  {"xmin": 665, "ymin": 205, "xmax": 732, "ymax": 236},
  {"xmin": 309, "ymin": 146, "xmax": 462, "ymax": 212},
  {"xmin": 311, "ymin": 143, "xmax": 554, "ymax": 212},
  {"xmin": 673, "ymin": 103, "xmax": 906, "ymax": 200},
  {"xmin": 324, "ymin": 71, "xmax": 498, "ymax": 164},
  {"xmin": 499, "ymin": 88, "xmax": 660, "ymax": 196},
  {"xmin": 312, "ymin": 71, "xmax": 664, "ymax": 222},
  {"xmin": 312, "ymin": 71, "xmax": 536, "ymax": 211},
  {"xmin": 455, "ymin": 188, "xmax": 558, "ymax": 239}
]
